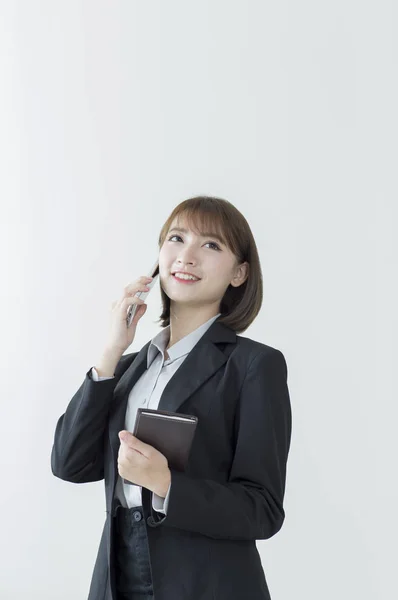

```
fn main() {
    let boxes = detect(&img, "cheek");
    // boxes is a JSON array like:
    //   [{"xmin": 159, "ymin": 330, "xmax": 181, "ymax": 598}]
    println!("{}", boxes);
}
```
[
  {"xmin": 207, "ymin": 263, "xmax": 230, "ymax": 284},
  {"xmin": 158, "ymin": 246, "xmax": 172, "ymax": 269}
]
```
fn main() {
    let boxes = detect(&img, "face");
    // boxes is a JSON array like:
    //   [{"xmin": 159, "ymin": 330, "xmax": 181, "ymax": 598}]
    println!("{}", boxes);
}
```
[{"xmin": 158, "ymin": 215, "xmax": 248, "ymax": 314}]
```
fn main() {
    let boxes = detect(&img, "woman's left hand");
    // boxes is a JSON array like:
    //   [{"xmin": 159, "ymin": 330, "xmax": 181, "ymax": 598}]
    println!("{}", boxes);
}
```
[{"xmin": 117, "ymin": 430, "xmax": 171, "ymax": 497}]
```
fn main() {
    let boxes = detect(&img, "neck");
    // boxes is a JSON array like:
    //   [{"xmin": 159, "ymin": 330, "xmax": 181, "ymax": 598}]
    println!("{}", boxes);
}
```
[{"xmin": 165, "ymin": 304, "xmax": 220, "ymax": 350}]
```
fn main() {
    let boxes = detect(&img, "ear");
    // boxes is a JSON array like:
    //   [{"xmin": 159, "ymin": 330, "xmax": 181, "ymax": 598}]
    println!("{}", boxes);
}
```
[{"xmin": 230, "ymin": 261, "xmax": 249, "ymax": 288}]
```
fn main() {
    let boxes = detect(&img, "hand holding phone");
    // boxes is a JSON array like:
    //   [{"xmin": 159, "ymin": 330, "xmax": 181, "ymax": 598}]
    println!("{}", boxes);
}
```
[
  {"xmin": 103, "ymin": 260, "xmax": 159, "ymax": 355},
  {"xmin": 126, "ymin": 259, "xmax": 159, "ymax": 328}
]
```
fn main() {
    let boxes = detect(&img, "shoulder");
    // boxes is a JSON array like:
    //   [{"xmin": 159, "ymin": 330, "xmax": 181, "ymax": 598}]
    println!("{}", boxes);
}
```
[
  {"xmin": 233, "ymin": 334, "xmax": 288, "ymax": 376},
  {"xmin": 235, "ymin": 333, "xmax": 286, "ymax": 361}
]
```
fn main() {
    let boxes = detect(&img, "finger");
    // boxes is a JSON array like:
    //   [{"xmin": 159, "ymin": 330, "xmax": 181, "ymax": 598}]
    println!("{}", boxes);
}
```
[
  {"xmin": 119, "ymin": 431, "xmax": 150, "ymax": 456},
  {"xmin": 119, "ymin": 430, "xmax": 132, "ymax": 444},
  {"xmin": 119, "ymin": 431, "xmax": 141, "ymax": 451}
]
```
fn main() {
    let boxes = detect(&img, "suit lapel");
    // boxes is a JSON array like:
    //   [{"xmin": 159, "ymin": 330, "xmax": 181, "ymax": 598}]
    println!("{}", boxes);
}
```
[{"xmin": 156, "ymin": 333, "xmax": 230, "ymax": 412}]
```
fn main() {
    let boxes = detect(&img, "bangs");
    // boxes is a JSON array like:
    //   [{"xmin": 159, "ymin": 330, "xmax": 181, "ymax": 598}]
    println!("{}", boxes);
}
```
[{"xmin": 170, "ymin": 206, "xmax": 232, "ymax": 250}]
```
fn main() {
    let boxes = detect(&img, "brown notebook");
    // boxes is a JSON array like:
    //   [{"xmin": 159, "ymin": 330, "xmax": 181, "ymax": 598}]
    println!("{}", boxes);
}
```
[{"xmin": 122, "ymin": 408, "xmax": 199, "ymax": 486}]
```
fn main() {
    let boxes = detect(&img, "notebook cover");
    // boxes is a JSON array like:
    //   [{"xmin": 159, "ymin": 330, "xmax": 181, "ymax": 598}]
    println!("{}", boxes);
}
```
[{"xmin": 122, "ymin": 408, "xmax": 198, "ymax": 486}]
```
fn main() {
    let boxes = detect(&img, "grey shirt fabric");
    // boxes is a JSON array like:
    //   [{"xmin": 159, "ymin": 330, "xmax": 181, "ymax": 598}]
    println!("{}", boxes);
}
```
[{"xmin": 91, "ymin": 312, "xmax": 222, "ymax": 514}]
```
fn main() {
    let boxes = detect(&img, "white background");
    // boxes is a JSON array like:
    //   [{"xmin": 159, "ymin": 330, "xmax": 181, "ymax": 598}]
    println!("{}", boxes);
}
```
[{"xmin": 0, "ymin": 1, "xmax": 397, "ymax": 598}]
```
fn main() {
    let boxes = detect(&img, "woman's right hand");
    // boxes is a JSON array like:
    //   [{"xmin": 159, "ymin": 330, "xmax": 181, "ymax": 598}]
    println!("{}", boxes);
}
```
[{"xmin": 105, "ymin": 276, "xmax": 153, "ymax": 354}]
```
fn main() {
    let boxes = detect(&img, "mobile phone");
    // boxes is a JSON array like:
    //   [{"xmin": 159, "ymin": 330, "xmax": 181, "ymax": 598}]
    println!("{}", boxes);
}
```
[{"xmin": 126, "ymin": 259, "xmax": 159, "ymax": 327}]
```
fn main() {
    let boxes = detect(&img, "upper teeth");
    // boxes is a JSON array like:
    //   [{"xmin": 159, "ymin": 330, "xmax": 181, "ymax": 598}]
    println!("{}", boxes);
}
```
[{"xmin": 174, "ymin": 273, "xmax": 199, "ymax": 281}]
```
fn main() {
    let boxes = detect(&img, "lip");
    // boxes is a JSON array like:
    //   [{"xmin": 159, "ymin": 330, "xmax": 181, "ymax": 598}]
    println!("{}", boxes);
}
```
[
  {"xmin": 171, "ymin": 272, "xmax": 201, "ymax": 283},
  {"xmin": 171, "ymin": 271, "xmax": 201, "ymax": 280}
]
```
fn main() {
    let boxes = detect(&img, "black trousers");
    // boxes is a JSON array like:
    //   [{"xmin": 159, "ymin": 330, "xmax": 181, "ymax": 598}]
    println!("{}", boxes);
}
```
[{"xmin": 112, "ymin": 502, "xmax": 154, "ymax": 599}]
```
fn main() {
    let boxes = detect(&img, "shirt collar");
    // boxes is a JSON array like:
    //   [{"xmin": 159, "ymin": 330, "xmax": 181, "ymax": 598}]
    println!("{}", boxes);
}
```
[{"xmin": 147, "ymin": 312, "xmax": 222, "ymax": 368}]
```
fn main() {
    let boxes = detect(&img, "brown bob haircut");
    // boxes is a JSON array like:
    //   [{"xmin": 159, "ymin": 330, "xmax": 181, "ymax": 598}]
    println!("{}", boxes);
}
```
[{"xmin": 155, "ymin": 196, "xmax": 263, "ymax": 335}]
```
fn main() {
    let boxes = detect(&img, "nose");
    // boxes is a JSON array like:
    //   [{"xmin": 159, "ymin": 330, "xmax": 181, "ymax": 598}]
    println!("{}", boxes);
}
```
[{"xmin": 176, "ymin": 250, "xmax": 196, "ymax": 266}]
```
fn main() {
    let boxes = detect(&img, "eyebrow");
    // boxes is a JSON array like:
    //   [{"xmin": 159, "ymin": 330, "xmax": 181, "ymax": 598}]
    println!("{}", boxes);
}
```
[{"xmin": 168, "ymin": 227, "xmax": 225, "ymax": 245}]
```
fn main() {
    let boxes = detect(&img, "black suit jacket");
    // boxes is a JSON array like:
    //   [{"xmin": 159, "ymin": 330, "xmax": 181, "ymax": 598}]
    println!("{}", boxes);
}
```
[{"xmin": 51, "ymin": 319, "xmax": 292, "ymax": 600}]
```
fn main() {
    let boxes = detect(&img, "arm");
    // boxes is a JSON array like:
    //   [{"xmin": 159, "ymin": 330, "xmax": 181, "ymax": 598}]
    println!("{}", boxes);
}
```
[
  {"xmin": 148, "ymin": 349, "xmax": 292, "ymax": 541},
  {"xmin": 50, "ymin": 352, "xmax": 136, "ymax": 483}
]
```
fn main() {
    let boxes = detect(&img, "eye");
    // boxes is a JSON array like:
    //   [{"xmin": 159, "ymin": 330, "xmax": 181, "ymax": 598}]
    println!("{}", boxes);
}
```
[
  {"xmin": 206, "ymin": 241, "xmax": 221, "ymax": 250},
  {"xmin": 167, "ymin": 235, "xmax": 221, "ymax": 251}
]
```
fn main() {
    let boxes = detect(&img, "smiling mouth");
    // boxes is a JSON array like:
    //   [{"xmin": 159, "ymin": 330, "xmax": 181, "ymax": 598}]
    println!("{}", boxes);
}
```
[{"xmin": 171, "ymin": 273, "xmax": 201, "ymax": 282}]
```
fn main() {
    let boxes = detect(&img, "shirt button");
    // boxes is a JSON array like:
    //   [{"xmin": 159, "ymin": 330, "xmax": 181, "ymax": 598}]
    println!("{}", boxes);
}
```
[{"xmin": 133, "ymin": 510, "xmax": 142, "ymax": 522}]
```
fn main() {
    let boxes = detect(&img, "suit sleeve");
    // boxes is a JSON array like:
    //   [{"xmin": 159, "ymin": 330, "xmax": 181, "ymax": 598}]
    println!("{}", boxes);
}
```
[
  {"xmin": 50, "ymin": 353, "xmax": 136, "ymax": 483},
  {"xmin": 147, "ymin": 349, "xmax": 292, "ymax": 541}
]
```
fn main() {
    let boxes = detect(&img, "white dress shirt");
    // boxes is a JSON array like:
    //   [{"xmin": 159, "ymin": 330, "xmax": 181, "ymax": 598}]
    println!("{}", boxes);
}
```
[{"xmin": 91, "ymin": 312, "xmax": 222, "ymax": 514}]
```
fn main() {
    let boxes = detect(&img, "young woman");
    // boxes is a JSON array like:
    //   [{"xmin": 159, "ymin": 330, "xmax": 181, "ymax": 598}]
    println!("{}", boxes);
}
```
[{"xmin": 51, "ymin": 195, "xmax": 292, "ymax": 600}]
